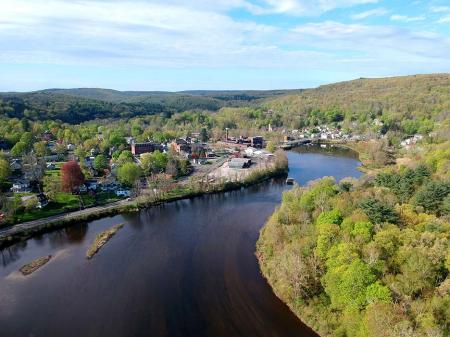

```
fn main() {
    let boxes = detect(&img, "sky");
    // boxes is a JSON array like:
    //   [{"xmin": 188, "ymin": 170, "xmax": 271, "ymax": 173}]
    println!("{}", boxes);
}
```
[{"xmin": 0, "ymin": 0, "xmax": 449, "ymax": 91}]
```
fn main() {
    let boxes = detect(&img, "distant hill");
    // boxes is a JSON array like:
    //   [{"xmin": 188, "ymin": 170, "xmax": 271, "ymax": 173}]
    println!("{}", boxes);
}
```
[
  {"xmin": 265, "ymin": 74, "xmax": 450, "ymax": 127},
  {"xmin": 38, "ymin": 88, "xmax": 296, "ymax": 103},
  {"xmin": 0, "ymin": 88, "xmax": 295, "ymax": 123},
  {"xmin": 1, "ymin": 74, "xmax": 448, "ymax": 125}
]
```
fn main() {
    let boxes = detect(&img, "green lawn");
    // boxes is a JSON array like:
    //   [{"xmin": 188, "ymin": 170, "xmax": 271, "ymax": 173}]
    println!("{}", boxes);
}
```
[
  {"xmin": 14, "ymin": 192, "xmax": 122, "ymax": 223},
  {"xmin": 44, "ymin": 162, "xmax": 63, "ymax": 177}
]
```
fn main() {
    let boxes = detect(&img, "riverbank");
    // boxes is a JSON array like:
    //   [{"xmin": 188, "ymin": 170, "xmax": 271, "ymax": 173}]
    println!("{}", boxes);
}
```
[
  {"xmin": 315, "ymin": 139, "xmax": 395, "ymax": 174},
  {"xmin": 0, "ymin": 153, "xmax": 288, "ymax": 248},
  {"xmin": 257, "ymin": 143, "xmax": 449, "ymax": 337}
]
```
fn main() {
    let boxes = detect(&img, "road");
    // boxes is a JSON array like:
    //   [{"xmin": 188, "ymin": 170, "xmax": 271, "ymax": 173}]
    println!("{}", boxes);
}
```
[{"xmin": 0, "ymin": 199, "xmax": 132, "ymax": 241}]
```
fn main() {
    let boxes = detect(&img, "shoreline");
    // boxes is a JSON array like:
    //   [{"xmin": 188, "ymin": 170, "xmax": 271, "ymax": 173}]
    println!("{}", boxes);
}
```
[
  {"xmin": 255, "ymin": 143, "xmax": 394, "ymax": 337},
  {"xmin": 0, "ymin": 163, "xmax": 288, "ymax": 249}
]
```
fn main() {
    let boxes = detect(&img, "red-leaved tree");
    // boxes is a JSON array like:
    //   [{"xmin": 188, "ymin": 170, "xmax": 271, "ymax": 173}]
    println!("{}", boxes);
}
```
[{"xmin": 60, "ymin": 161, "xmax": 85, "ymax": 193}]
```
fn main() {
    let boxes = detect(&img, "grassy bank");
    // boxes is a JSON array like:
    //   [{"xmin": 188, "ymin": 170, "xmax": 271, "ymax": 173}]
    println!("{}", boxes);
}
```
[
  {"xmin": 10, "ymin": 192, "xmax": 122, "ymax": 224},
  {"xmin": 0, "ymin": 203, "xmax": 138, "ymax": 248}
]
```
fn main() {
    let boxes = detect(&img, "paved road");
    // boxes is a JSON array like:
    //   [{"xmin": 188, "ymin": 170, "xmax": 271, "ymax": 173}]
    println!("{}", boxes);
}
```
[{"xmin": 0, "ymin": 199, "xmax": 132, "ymax": 240}]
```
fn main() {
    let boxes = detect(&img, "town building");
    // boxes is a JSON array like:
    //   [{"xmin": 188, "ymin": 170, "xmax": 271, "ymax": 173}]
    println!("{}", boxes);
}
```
[
  {"xmin": 116, "ymin": 189, "xmax": 131, "ymax": 197},
  {"xmin": 131, "ymin": 142, "xmax": 163, "ymax": 155},
  {"xmin": 229, "ymin": 158, "xmax": 252, "ymax": 169},
  {"xmin": 11, "ymin": 181, "xmax": 30, "ymax": 193},
  {"xmin": 171, "ymin": 139, "xmax": 191, "ymax": 155},
  {"xmin": 249, "ymin": 136, "xmax": 264, "ymax": 148}
]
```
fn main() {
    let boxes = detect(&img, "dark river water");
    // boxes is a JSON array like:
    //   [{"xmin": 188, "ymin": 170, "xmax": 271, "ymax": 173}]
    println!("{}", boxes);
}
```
[{"xmin": 0, "ymin": 145, "xmax": 362, "ymax": 337}]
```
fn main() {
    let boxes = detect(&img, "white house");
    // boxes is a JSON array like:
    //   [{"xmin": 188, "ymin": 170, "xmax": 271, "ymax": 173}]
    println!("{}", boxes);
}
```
[
  {"xmin": 11, "ymin": 181, "xmax": 30, "ymax": 193},
  {"xmin": 116, "ymin": 189, "xmax": 131, "ymax": 197}
]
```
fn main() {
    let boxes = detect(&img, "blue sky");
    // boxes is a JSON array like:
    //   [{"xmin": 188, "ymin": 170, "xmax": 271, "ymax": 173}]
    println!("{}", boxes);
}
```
[{"xmin": 0, "ymin": 0, "xmax": 449, "ymax": 91}]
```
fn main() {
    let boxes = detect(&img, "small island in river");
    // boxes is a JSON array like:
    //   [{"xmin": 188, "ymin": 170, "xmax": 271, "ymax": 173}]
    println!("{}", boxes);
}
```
[
  {"xmin": 86, "ymin": 224, "xmax": 124, "ymax": 259},
  {"xmin": 19, "ymin": 255, "xmax": 52, "ymax": 275}
]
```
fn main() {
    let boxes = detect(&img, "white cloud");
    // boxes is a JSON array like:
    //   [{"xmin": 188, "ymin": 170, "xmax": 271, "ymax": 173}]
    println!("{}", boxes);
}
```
[
  {"xmin": 0, "ymin": 0, "xmax": 449, "ymax": 90},
  {"xmin": 0, "ymin": 0, "xmax": 280, "ymax": 67},
  {"xmin": 290, "ymin": 21, "xmax": 449, "ymax": 61},
  {"xmin": 437, "ymin": 14, "xmax": 450, "ymax": 23},
  {"xmin": 390, "ymin": 14, "xmax": 426, "ymax": 22},
  {"xmin": 245, "ymin": 0, "xmax": 378, "ymax": 16},
  {"xmin": 430, "ymin": 6, "xmax": 450, "ymax": 13},
  {"xmin": 350, "ymin": 8, "xmax": 387, "ymax": 19}
]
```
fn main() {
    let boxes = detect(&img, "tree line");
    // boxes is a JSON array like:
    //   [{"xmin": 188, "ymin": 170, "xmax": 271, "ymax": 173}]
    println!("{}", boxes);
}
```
[{"xmin": 257, "ymin": 141, "xmax": 450, "ymax": 337}]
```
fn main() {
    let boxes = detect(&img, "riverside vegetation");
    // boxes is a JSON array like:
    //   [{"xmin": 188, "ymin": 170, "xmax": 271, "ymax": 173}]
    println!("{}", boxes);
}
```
[
  {"xmin": 19, "ymin": 255, "xmax": 52, "ymax": 275},
  {"xmin": 257, "ymin": 141, "xmax": 450, "ymax": 337},
  {"xmin": 1, "ymin": 75, "xmax": 448, "ymax": 226},
  {"xmin": 86, "ymin": 223, "xmax": 124, "ymax": 259}
]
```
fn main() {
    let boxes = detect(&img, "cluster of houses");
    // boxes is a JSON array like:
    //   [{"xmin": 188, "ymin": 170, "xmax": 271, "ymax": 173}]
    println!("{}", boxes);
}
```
[
  {"xmin": 290, "ymin": 125, "xmax": 356, "ymax": 141},
  {"xmin": 129, "ymin": 136, "xmax": 210, "ymax": 158},
  {"xmin": 400, "ymin": 134, "xmax": 424, "ymax": 148},
  {"xmin": 222, "ymin": 132, "xmax": 265, "ymax": 148},
  {"xmin": 2, "ymin": 128, "xmax": 269, "ymax": 216},
  {"xmin": 128, "ymin": 134, "xmax": 258, "ymax": 161}
]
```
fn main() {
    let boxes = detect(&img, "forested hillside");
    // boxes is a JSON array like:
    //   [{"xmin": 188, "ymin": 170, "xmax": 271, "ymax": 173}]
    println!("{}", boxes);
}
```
[
  {"xmin": 257, "ymin": 141, "xmax": 450, "ymax": 337},
  {"xmin": 0, "ymin": 89, "xmax": 292, "ymax": 123},
  {"xmin": 1, "ymin": 74, "xmax": 448, "ymax": 128},
  {"xmin": 41, "ymin": 88, "xmax": 295, "ymax": 103},
  {"xmin": 266, "ymin": 74, "xmax": 450, "ymax": 132}
]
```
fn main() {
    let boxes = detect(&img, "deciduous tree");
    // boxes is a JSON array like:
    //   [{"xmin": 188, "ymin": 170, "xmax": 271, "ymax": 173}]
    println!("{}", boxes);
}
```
[
  {"xmin": 60, "ymin": 161, "xmax": 85, "ymax": 192},
  {"xmin": 117, "ymin": 162, "xmax": 142, "ymax": 187}
]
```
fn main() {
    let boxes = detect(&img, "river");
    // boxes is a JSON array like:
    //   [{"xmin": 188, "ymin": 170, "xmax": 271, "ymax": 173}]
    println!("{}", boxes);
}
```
[{"xmin": 0, "ymin": 145, "xmax": 362, "ymax": 337}]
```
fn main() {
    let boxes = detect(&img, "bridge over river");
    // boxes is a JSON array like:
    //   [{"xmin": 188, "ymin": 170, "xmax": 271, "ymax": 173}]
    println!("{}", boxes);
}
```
[{"xmin": 280, "ymin": 138, "xmax": 312, "ymax": 149}]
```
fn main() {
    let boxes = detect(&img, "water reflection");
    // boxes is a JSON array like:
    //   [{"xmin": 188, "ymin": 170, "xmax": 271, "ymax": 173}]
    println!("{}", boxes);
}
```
[{"xmin": 0, "ymin": 147, "xmax": 362, "ymax": 337}]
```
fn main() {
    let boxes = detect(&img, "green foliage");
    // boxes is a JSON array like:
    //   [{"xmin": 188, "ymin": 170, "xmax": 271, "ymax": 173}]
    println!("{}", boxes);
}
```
[
  {"xmin": 299, "ymin": 177, "xmax": 337, "ymax": 212},
  {"xmin": 164, "ymin": 155, "xmax": 191, "ymax": 178},
  {"xmin": 365, "ymin": 282, "xmax": 392, "ymax": 304},
  {"xmin": 140, "ymin": 150, "xmax": 168, "ymax": 175},
  {"xmin": 33, "ymin": 141, "xmax": 49, "ymax": 157},
  {"xmin": 0, "ymin": 158, "xmax": 10, "ymax": 183},
  {"xmin": 414, "ymin": 180, "xmax": 450, "ymax": 214},
  {"xmin": 258, "ymin": 146, "xmax": 450, "ymax": 337},
  {"xmin": 10, "ymin": 141, "xmax": 27, "ymax": 156},
  {"xmin": 93, "ymin": 154, "xmax": 108, "ymax": 172},
  {"xmin": 323, "ymin": 259, "xmax": 376, "ymax": 310},
  {"xmin": 266, "ymin": 74, "xmax": 449, "ymax": 134},
  {"xmin": 374, "ymin": 165, "xmax": 431, "ymax": 203},
  {"xmin": 316, "ymin": 209, "xmax": 343, "ymax": 226},
  {"xmin": 316, "ymin": 224, "xmax": 340, "ymax": 258},
  {"xmin": 0, "ymin": 88, "xmax": 291, "ymax": 123},
  {"xmin": 266, "ymin": 141, "xmax": 276, "ymax": 153},
  {"xmin": 360, "ymin": 197, "xmax": 398, "ymax": 224},
  {"xmin": 394, "ymin": 248, "xmax": 440, "ymax": 297},
  {"xmin": 117, "ymin": 162, "xmax": 142, "ymax": 187},
  {"xmin": 116, "ymin": 150, "xmax": 134, "ymax": 166},
  {"xmin": 351, "ymin": 221, "xmax": 373, "ymax": 243},
  {"xmin": 200, "ymin": 127, "xmax": 208, "ymax": 142}
]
